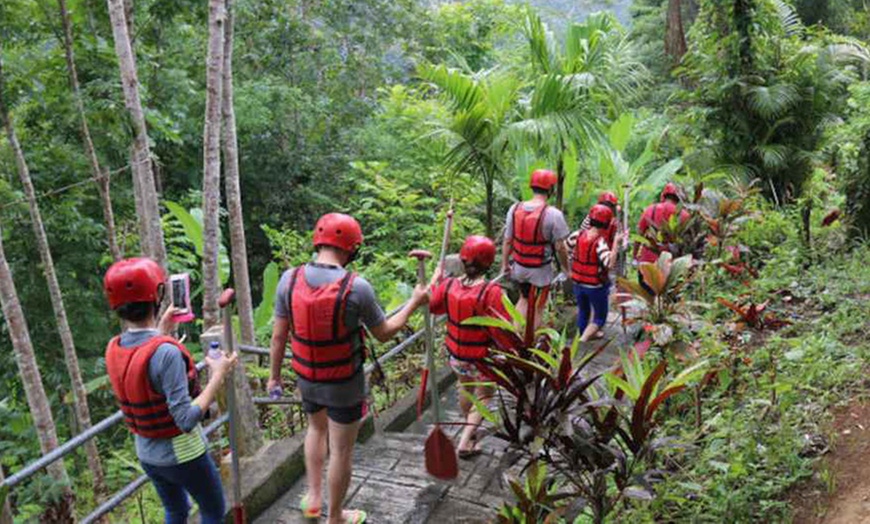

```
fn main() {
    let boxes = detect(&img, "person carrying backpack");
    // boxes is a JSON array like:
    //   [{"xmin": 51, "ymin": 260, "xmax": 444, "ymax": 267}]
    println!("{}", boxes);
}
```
[
  {"xmin": 103, "ymin": 258, "xmax": 236, "ymax": 524},
  {"xmin": 267, "ymin": 213, "xmax": 429, "ymax": 524},
  {"xmin": 429, "ymin": 235, "xmax": 520, "ymax": 458}
]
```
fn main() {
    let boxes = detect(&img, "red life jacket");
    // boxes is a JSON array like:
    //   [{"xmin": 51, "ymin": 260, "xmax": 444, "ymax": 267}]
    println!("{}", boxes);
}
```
[
  {"xmin": 444, "ymin": 278, "xmax": 494, "ymax": 361},
  {"xmin": 572, "ymin": 231, "xmax": 607, "ymax": 286},
  {"xmin": 105, "ymin": 335, "xmax": 198, "ymax": 439},
  {"xmin": 638, "ymin": 202, "xmax": 683, "ymax": 263},
  {"xmin": 510, "ymin": 203, "xmax": 551, "ymax": 268},
  {"xmin": 287, "ymin": 266, "xmax": 364, "ymax": 382}
]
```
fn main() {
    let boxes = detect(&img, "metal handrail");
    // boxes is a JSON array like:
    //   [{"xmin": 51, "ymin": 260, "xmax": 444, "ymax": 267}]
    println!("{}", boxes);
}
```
[
  {"xmin": 1, "ymin": 360, "xmax": 207, "ymax": 490},
  {"xmin": 79, "ymin": 413, "xmax": 230, "ymax": 524},
  {"xmin": 1, "ymin": 313, "xmax": 442, "ymax": 521}
]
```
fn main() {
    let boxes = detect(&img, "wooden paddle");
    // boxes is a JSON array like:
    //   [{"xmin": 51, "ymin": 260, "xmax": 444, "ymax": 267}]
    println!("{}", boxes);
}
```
[{"xmin": 410, "ymin": 249, "xmax": 458, "ymax": 480}]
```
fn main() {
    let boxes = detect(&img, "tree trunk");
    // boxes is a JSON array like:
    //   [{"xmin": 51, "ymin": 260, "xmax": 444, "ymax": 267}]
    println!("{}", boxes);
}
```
[
  {"xmin": 221, "ymin": 0, "xmax": 255, "ymax": 344},
  {"xmin": 106, "ymin": 0, "xmax": 166, "ymax": 266},
  {"xmin": 202, "ymin": 0, "xmax": 226, "ymax": 329},
  {"xmin": 0, "ymin": 466, "xmax": 12, "ymax": 524},
  {"xmin": 0, "ymin": 51, "xmax": 106, "ymax": 505},
  {"xmin": 0, "ymin": 221, "xmax": 74, "ymax": 522},
  {"xmin": 665, "ymin": 0, "xmax": 688, "ymax": 63},
  {"xmin": 555, "ymin": 153, "xmax": 565, "ymax": 210},
  {"xmin": 58, "ymin": 0, "xmax": 121, "ymax": 262}
]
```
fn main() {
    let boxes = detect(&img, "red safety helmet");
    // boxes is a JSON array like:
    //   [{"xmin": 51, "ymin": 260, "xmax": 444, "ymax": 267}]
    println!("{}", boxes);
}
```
[
  {"xmin": 529, "ymin": 169, "xmax": 558, "ymax": 192},
  {"xmin": 104, "ymin": 258, "xmax": 166, "ymax": 309},
  {"xmin": 588, "ymin": 204, "xmax": 614, "ymax": 228},
  {"xmin": 661, "ymin": 183, "xmax": 680, "ymax": 202},
  {"xmin": 598, "ymin": 191, "xmax": 618, "ymax": 209},
  {"xmin": 313, "ymin": 213, "xmax": 363, "ymax": 253},
  {"xmin": 459, "ymin": 235, "xmax": 496, "ymax": 269}
]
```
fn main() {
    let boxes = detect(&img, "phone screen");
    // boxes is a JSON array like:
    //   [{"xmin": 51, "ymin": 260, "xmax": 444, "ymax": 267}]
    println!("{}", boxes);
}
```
[{"xmin": 172, "ymin": 278, "xmax": 187, "ymax": 310}]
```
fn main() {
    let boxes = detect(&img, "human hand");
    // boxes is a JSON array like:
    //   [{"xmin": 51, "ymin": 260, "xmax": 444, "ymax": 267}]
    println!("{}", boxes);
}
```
[
  {"xmin": 206, "ymin": 351, "xmax": 238, "ymax": 379},
  {"xmin": 158, "ymin": 306, "xmax": 180, "ymax": 335},
  {"xmin": 412, "ymin": 284, "xmax": 430, "ymax": 306},
  {"xmin": 266, "ymin": 377, "xmax": 283, "ymax": 399}
]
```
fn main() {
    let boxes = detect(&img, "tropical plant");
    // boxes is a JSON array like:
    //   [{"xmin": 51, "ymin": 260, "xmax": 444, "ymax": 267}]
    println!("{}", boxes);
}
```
[
  {"xmin": 419, "ymin": 63, "xmax": 520, "ymax": 237},
  {"xmin": 496, "ymin": 461, "xmax": 569, "ymax": 524},
  {"xmin": 618, "ymin": 252, "xmax": 698, "ymax": 348},
  {"xmin": 508, "ymin": 11, "xmax": 647, "ymax": 209}
]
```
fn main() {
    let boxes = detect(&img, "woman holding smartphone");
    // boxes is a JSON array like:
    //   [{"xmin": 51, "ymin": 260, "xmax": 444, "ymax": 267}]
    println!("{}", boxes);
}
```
[{"xmin": 103, "ymin": 258, "xmax": 236, "ymax": 524}]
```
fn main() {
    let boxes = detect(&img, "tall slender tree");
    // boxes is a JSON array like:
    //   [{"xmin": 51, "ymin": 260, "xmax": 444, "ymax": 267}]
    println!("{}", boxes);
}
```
[
  {"xmin": 0, "ymin": 220, "xmax": 74, "ymax": 522},
  {"xmin": 202, "ymin": 0, "xmax": 226, "ymax": 329},
  {"xmin": 57, "ymin": 0, "xmax": 121, "ymax": 261},
  {"xmin": 106, "ymin": 0, "xmax": 166, "ymax": 266},
  {"xmin": 0, "ymin": 51, "xmax": 106, "ymax": 503},
  {"xmin": 221, "ymin": 0, "xmax": 254, "ymax": 344},
  {"xmin": 665, "ymin": 0, "xmax": 688, "ymax": 63}
]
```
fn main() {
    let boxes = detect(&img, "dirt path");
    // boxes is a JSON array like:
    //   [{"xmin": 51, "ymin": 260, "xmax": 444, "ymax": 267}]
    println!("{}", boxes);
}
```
[{"xmin": 792, "ymin": 401, "xmax": 870, "ymax": 523}]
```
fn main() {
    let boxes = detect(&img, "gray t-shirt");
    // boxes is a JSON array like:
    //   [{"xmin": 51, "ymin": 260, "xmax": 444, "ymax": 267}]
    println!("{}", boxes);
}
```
[
  {"xmin": 504, "ymin": 202, "xmax": 570, "ymax": 287},
  {"xmin": 119, "ymin": 330, "xmax": 206, "ymax": 467},
  {"xmin": 275, "ymin": 263, "xmax": 386, "ymax": 407}
]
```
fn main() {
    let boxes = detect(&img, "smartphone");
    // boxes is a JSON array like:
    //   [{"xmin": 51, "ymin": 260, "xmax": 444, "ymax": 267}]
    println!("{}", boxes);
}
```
[{"xmin": 169, "ymin": 273, "xmax": 191, "ymax": 314}]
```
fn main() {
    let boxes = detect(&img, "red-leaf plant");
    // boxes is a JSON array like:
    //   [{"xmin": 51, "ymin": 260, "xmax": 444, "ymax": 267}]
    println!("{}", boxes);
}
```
[
  {"xmin": 476, "ymin": 331, "xmax": 698, "ymax": 524},
  {"xmin": 716, "ymin": 297, "xmax": 791, "ymax": 331}
]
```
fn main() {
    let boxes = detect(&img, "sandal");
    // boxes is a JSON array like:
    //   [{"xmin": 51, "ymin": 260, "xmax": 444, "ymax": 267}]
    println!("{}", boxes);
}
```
[
  {"xmin": 300, "ymin": 494, "xmax": 322, "ymax": 519},
  {"xmin": 341, "ymin": 509, "xmax": 367, "ymax": 523},
  {"xmin": 458, "ymin": 446, "xmax": 483, "ymax": 460}
]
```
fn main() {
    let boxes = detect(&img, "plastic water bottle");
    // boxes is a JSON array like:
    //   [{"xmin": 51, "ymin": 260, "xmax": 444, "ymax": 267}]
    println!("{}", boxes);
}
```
[
  {"xmin": 208, "ymin": 341, "xmax": 223, "ymax": 361},
  {"xmin": 269, "ymin": 385, "xmax": 283, "ymax": 400}
]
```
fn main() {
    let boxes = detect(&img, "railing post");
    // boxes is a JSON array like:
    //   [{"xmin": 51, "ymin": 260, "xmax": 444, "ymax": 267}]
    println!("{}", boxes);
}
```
[{"xmin": 201, "ymin": 326, "xmax": 263, "ymax": 458}]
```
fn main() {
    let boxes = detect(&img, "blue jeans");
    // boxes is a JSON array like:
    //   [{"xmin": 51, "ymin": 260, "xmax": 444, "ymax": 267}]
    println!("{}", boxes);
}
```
[
  {"xmin": 141, "ymin": 453, "xmax": 226, "ymax": 524},
  {"xmin": 573, "ymin": 282, "xmax": 610, "ymax": 334}
]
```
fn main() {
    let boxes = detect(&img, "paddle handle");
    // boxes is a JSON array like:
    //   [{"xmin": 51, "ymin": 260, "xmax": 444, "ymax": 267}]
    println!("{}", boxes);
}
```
[
  {"xmin": 412, "ymin": 255, "xmax": 442, "ymax": 424},
  {"xmin": 219, "ymin": 289, "xmax": 245, "ymax": 522},
  {"xmin": 437, "ymin": 202, "xmax": 454, "ymax": 272}
]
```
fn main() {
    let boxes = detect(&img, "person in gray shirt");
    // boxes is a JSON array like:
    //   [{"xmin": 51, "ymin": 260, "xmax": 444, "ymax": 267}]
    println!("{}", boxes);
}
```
[
  {"xmin": 500, "ymin": 170, "xmax": 571, "ymax": 338},
  {"xmin": 268, "ymin": 213, "xmax": 428, "ymax": 524}
]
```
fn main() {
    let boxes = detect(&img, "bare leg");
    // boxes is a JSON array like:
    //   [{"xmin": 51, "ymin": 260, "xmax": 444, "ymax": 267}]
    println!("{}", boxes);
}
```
[
  {"xmin": 326, "ymin": 417, "xmax": 362, "ymax": 524},
  {"xmin": 579, "ymin": 323, "xmax": 601, "ymax": 342},
  {"xmin": 515, "ymin": 295, "xmax": 528, "ymax": 328},
  {"xmin": 457, "ymin": 383, "xmax": 494, "ymax": 453},
  {"xmin": 457, "ymin": 375, "xmax": 473, "ymax": 418},
  {"xmin": 304, "ymin": 409, "xmax": 329, "ymax": 510}
]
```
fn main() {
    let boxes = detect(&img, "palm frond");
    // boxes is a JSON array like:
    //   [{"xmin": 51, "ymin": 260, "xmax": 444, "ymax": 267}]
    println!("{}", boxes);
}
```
[
  {"xmin": 745, "ymin": 83, "xmax": 800, "ymax": 119},
  {"xmin": 418, "ymin": 63, "xmax": 484, "ymax": 113},
  {"xmin": 773, "ymin": 0, "xmax": 803, "ymax": 37}
]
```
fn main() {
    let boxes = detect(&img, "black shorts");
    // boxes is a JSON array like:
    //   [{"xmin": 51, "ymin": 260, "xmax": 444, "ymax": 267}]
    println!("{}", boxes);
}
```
[
  {"xmin": 516, "ymin": 282, "xmax": 551, "ymax": 304},
  {"xmin": 301, "ymin": 399, "xmax": 364, "ymax": 424}
]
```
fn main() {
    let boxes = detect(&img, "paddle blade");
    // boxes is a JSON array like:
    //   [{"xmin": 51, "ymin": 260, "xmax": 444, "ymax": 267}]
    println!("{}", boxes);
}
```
[
  {"xmin": 425, "ymin": 427, "xmax": 458, "ymax": 480},
  {"xmin": 417, "ymin": 368, "xmax": 429, "ymax": 420}
]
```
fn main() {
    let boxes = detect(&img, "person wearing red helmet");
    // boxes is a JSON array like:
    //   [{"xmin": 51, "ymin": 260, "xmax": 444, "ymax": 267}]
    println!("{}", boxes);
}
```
[
  {"xmin": 571, "ymin": 205, "xmax": 619, "ymax": 341},
  {"xmin": 429, "ymin": 235, "xmax": 521, "ymax": 458},
  {"xmin": 570, "ymin": 191, "xmax": 624, "ymax": 252},
  {"xmin": 634, "ymin": 183, "xmax": 690, "ymax": 292},
  {"xmin": 103, "ymin": 258, "xmax": 236, "ymax": 524},
  {"xmin": 500, "ymin": 169, "xmax": 571, "ymax": 335},
  {"xmin": 268, "ymin": 213, "xmax": 428, "ymax": 524}
]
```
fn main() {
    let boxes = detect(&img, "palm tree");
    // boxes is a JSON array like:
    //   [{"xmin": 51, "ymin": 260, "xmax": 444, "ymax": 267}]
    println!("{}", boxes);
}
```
[
  {"xmin": 510, "ymin": 11, "xmax": 647, "ymax": 209},
  {"xmin": 419, "ymin": 63, "xmax": 520, "ymax": 237}
]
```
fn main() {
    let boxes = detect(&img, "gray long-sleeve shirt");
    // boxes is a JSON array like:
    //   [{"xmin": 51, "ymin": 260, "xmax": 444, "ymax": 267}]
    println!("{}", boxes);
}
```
[{"xmin": 119, "ymin": 329, "xmax": 206, "ymax": 466}]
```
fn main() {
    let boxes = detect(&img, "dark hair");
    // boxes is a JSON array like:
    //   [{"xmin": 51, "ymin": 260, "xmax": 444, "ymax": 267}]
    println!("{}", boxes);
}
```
[
  {"xmin": 589, "ymin": 219, "xmax": 608, "ymax": 229},
  {"xmin": 531, "ymin": 187, "xmax": 551, "ymax": 197},
  {"xmin": 462, "ymin": 260, "xmax": 484, "ymax": 279},
  {"xmin": 115, "ymin": 301, "xmax": 157, "ymax": 322},
  {"xmin": 664, "ymin": 195, "xmax": 680, "ymax": 204},
  {"xmin": 601, "ymin": 201, "xmax": 616, "ymax": 212}
]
